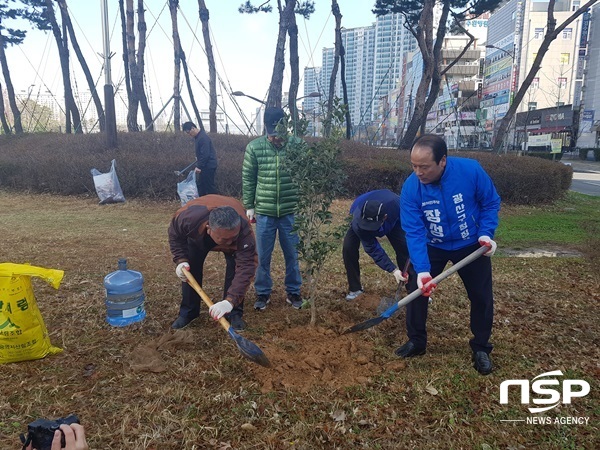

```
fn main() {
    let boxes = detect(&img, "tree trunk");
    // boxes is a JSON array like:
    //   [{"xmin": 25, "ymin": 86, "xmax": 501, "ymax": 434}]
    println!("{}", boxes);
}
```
[
  {"xmin": 287, "ymin": 12, "xmax": 299, "ymax": 123},
  {"xmin": 0, "ymin": 32, "xmax": 22, "ymax": 134},
  {"xmin": 198, "ymin": 0, "xmax": 217, "ymax": 133},
  {"xmin": 340, "ymin": 45, "xmax": 351, "ymax": 139},
  {"xmin": 266, "ymin": 0, "xmax": 295, "ymax": 108},
  {"xmin": 135, "ymin": 0, "xmax": 153, "ymax": 130},
  {"xmin": 0, "ymin": 81, "xmax": 11, "ymax": 134},
  {"xmin": 125, "ymin": 0, "xmax": 139, "ymax": 131},
  {"xmin": 119, "ymin": 0, "xmax": 132, "ymax": 100},
  {"xmin": 124, "ymin": 0, "xmax": 153, "ymax": 131},
  {"xmin": 57, "ymin": 0, "xmax": 105, "ymax": 132},
  {"xmin": 325, "ymin": 0, "xmax": 342, "ymax": 137},
  {"xmin": 493, "ymin": 0, "xmax": 596, "ymax": 152},
  {"xmin": 169, "ymin": 0, "xmax": 181, "ymax": 131},
  {"xmin": 181, "ymin": 51, "xmax": 203, "ymax": 129},
  {"xmin": 398, "ymin": 1, "xmax": 435, "ymax": 149},
  {"xmin": 44, "ymin": 0, "xmax": 81, "ymax": 134}
]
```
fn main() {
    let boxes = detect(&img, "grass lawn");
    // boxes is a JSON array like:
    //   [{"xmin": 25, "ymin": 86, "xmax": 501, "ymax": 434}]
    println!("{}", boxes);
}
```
[{"xmin": 0, "ymin": 191, "xmax": 598, "ymax": 449}]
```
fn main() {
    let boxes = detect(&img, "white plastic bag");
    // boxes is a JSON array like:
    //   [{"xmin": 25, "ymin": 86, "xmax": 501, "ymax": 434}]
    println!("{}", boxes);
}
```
[
  {"xmin": 91, "ymin": 159, "xmax": 126, "ymax": 204},
  {"xmin": 177, "ymin": 170, "xmax": 198, "ymax": 206}
]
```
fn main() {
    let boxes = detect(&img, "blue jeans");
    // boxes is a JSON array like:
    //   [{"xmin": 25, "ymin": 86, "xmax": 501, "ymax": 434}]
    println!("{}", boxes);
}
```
[{"xmin": 254, "ymin": 213, "xmax": 302, "ymax": 296}]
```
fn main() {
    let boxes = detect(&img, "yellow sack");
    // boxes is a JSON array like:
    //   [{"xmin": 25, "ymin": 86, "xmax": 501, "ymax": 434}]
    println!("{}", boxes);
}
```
[{"xmin": 0, "ymin": 263, "xmax": 64, "ymax": 364}]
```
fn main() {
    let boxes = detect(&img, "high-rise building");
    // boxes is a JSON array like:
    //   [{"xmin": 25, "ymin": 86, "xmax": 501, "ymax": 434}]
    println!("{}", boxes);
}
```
[
  {"xmin": 310, "ymin": 13, "xmax": 415, "ymax": 138},
  {"xmin": 483, "ymin": 0, "xmax": 587, "ymax": 150}
]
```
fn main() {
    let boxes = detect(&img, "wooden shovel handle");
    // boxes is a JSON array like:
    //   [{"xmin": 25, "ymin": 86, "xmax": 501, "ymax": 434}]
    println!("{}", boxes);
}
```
[{"xmin": 183, "ymin": 269, "xmax": 231, "ymax": 332}]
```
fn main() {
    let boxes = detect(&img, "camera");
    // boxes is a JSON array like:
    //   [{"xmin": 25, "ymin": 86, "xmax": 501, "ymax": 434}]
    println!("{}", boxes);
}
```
[{"xmin": 21, "ymin": 414, "xmax": 80, "ymax": 450}]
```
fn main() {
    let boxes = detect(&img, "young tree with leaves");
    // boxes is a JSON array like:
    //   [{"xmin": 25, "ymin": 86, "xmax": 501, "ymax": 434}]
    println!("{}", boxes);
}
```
[
  {"xmin": 282, "ymin": 97, "xmax": 348, "ymax": 326},
  {"xmin": 374, "ymin": 0, "xmax": 502, "ymax": 149},
  {"xmin": 493, "ymin": 0, "xmax": 599, "ymax": 153}
]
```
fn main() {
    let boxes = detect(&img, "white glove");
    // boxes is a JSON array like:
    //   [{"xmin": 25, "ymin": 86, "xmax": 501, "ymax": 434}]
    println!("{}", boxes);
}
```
[
  {"xmin": 393, "ymin": 269, "xmax": 407, "ymax": 284},
  {"xmin": 176, "ymin": 262, "xmax": 190, "ymax": 282},
  {"xmin": 417, "ymin": 271, "xmax": 436, "ymax": 297},
  {"xmin": 478, "ymin": 235, "xmax": 497, "ymax": 257},
  {"xmin": 246, "ymin": 209, "xmax": 255, "ymax": 221},
  {"xmin": 209, "ymin": 300, "xmax": 233, "ymax": 320}
]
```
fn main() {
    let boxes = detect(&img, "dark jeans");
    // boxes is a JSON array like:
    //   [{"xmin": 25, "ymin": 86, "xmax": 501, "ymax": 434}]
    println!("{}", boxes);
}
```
[
  {"xmin": 405, "ymin": 243, "xmax": 494, "ymax": 354},
  {"xmin": 179, "ymin": 239, "xmax": 243, "ymax": 321},
  {"xmin": 196, "ymin": 167, "xmax": 218, "ymax": 197},
  {"xmin": 342, "ymin": 223, "xmax": 416, "ymax": 293}
]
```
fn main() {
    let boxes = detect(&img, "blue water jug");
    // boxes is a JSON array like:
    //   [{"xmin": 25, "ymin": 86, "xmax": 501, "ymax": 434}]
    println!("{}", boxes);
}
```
[{"xmin": 104, "ymin": 258, "xmax": 146, "ymax": 327}]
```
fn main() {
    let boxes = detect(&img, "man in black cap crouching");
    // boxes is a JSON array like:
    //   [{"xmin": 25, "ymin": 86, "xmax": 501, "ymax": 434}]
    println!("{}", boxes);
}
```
[{"xmin": 342, "ymin": 189, "xmax": 416, "ymax": 301}]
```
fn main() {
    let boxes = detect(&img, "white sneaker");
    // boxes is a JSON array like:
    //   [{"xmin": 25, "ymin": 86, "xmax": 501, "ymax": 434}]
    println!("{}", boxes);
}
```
[{"xmin": 345, "ymin": 290, "xmax": 364, "ymax": 301}]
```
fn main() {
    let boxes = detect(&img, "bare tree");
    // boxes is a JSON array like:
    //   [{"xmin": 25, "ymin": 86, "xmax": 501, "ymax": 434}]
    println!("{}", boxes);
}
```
[
  {"xmin": 124, "ymin": 0, "xmax": 153, "ymax": 131},
  {"xmin": 324, "ymin": 0, "xmax": 346, "ymax": 138},
  {"xmin": 181, "ymin": 52, "xmax": 203, "ymax": 129},
  {"xmin": 56, "ymin": 0, "xmax": 105, "ymax": 132},
  {"xmin": 239, "ymin": 1, "xmax": 314, "ymax": 109},
  {"xmin": 43, "ymin": 0, "xmax": 81, "ymax": 133},
  {"xmin": 374, "ymin": 0, "xmax": 503, "ymax": 149},
  {"xmin": 168, "ymin": 0, "xmax": 182, "ymax": 130},
  {"xmin": 287, "ymin": 8, "xmax": 299, "ymax": 120},
  {"xmin": 198, "ymin": 0, "xmax": 217, "ymax": 132},
  {"xmin": 0, "ymin": 81, "xmax": 10, "ymax": 134},
  {"xmin": 0, "ymin": 31, "xmax": 22, "ymax": 133},
  {"xmin": 493, "ymin": 0, "xmax": 599, "ymax": 152}
]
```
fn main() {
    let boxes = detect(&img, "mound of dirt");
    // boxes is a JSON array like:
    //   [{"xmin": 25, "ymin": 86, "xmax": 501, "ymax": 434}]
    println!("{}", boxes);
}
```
[{"xmin": 250, "ymin": 308, "xmax": 406, "ymax": 393}]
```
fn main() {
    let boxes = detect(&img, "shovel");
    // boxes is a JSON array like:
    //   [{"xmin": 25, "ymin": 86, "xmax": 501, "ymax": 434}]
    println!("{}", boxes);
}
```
[
  {"xmin": 376, "ymin": 258, "xmax": 411, "ymax": 316},
  {"xmin": 183, "ymin": 270, "xmax": 271, "ymax": 367},
  {"xmin": 343, "ymin": 246, "xmax": 488, "ymax": 334}
]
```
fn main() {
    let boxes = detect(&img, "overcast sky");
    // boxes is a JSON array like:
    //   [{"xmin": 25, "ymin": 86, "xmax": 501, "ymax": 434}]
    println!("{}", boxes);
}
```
[{"xmin": 5, "ymin": 0, "xmax": 377, "ymax": 132}]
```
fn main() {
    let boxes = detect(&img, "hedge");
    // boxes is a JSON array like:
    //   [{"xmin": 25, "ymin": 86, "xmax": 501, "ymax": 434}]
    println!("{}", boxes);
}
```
[{"xmin": 0, "ymin": 132, "xmax": 572, "ymax": 205}]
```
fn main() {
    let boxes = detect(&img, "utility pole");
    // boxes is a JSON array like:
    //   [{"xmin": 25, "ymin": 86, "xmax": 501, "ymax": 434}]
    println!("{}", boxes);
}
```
[{"xmin": 101, "ymin": 0, "xmax": 117, "ymax": 147}]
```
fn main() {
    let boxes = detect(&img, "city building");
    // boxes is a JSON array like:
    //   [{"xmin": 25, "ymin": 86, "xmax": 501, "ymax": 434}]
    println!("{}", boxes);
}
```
[{"xmin": 483, "ymin": 0, "xmax": 589, "ymax": 150}]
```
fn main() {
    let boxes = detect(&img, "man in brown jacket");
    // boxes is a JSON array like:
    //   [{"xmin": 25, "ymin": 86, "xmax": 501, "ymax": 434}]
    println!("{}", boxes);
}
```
[{"xmin": 168, "ymin": 195, "xmax": 257, "ymax": 331}]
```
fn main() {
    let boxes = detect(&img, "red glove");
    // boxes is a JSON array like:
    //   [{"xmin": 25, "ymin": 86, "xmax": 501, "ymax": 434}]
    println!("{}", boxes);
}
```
[
  {"xmin": 417, "ymin": 272, "xmax": 436, "ymax": 297},
  {"xmin": 478, "ymin": 235, "xmax": 497, "ymax": 257}
]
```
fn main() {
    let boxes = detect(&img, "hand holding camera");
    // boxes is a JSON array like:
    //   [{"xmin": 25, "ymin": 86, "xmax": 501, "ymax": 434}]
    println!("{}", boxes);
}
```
[{"xmin": 21, "ymin": 415, "xmax": 88, "ymax": 450}]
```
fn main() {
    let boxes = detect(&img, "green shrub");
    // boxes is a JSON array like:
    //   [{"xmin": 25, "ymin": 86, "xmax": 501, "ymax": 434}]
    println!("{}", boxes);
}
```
[
  {"xmin": 0, "ymin": 132, "xmax": 572, "ymax": 205},
  {"xmin": 594, "ymin": 148, "xmax": 600, "ymax": 161}
]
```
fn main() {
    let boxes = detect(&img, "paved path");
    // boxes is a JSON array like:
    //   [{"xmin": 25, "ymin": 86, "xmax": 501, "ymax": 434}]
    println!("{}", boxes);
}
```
[{"xmin": 562, "ymin": 159, "xmax": 600, "ymax": 197}]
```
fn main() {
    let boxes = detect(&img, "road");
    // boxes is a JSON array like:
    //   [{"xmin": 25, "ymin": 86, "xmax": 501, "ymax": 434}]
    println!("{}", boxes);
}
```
[{"xmin": 570, "ymin": 171, "xmax": 600, "ymax": 196}]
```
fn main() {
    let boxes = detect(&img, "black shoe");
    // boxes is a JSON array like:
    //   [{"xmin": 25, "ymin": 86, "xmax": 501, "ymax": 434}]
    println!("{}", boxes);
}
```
[
  {"xmin": 254, "ymin": 294, "xmax": 270, "ymax": 311},
  {"xmin": 472, "ymin": 351, "xmax": 493, "ymax": 375},
  {"xmin": 286, "ymin": 293, "xmax": 303, "ymax": 310},
  {"xmin": 171, "ymin": 315, "xmax": 196, "ymax": 330},
  {"xmin": 228, "ymin": 315, "xmax": 247, "ymax": 332},
  {"xmin": 394, "ymin": 341, "xmax": 426, "ymax": 358}
]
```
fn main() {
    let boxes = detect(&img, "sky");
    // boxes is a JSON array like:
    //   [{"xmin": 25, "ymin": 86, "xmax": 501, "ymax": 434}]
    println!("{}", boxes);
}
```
[{"xmin": 4, "ymin": 0, "xmax": 379, "ymax": 133}]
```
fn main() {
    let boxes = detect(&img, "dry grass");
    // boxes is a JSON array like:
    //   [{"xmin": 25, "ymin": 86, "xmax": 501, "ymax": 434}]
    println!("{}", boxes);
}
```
[{"xmin": 0, "ymin": 192, "xmax": 598, "ymax": 449}]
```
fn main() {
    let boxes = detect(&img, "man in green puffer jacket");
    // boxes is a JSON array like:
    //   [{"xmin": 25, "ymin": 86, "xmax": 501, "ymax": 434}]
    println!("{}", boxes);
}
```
[{"xmin": 242, "ymin": 107, "xmax": 303, "ymax": 311}]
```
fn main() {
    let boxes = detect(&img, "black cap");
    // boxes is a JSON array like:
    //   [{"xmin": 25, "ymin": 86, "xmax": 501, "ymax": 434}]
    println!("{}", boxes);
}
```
[
  {"xmin": 264, "ymin": 107, "xmax": 285, "ymax": 136},
  {"xmin": 355, "ymin": 200, "xmax": 385, "ymax": 231}
]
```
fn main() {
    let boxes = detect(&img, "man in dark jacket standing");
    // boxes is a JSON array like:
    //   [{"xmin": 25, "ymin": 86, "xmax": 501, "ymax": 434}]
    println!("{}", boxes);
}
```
[
  {"xmin": 168, "ymin": 195, "xmax": 257, "ymax": 331},
  {"xmin": 400, "ymin": 134, "xmax": 501, "ymax": 375},
  {"xmin": 182, "ymin": 121, "xmax": 218, "ymax": 196},
  {"xmin": 242, "ymin": 107, "xmax": 303, "ymax": 311},
  {"xmin": 343, "ymin": 189, "xmax": 414, "ymax": 300}
]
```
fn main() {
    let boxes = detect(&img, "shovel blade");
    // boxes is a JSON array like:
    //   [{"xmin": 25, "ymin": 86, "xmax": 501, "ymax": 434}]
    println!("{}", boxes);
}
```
[
  {"xmin": 342, "ymin": 316, "xmax": 386, "ymax": 334},
  {"xmin": 227, "ymin": 327, "xmax": 271, "ymax": 367}
]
